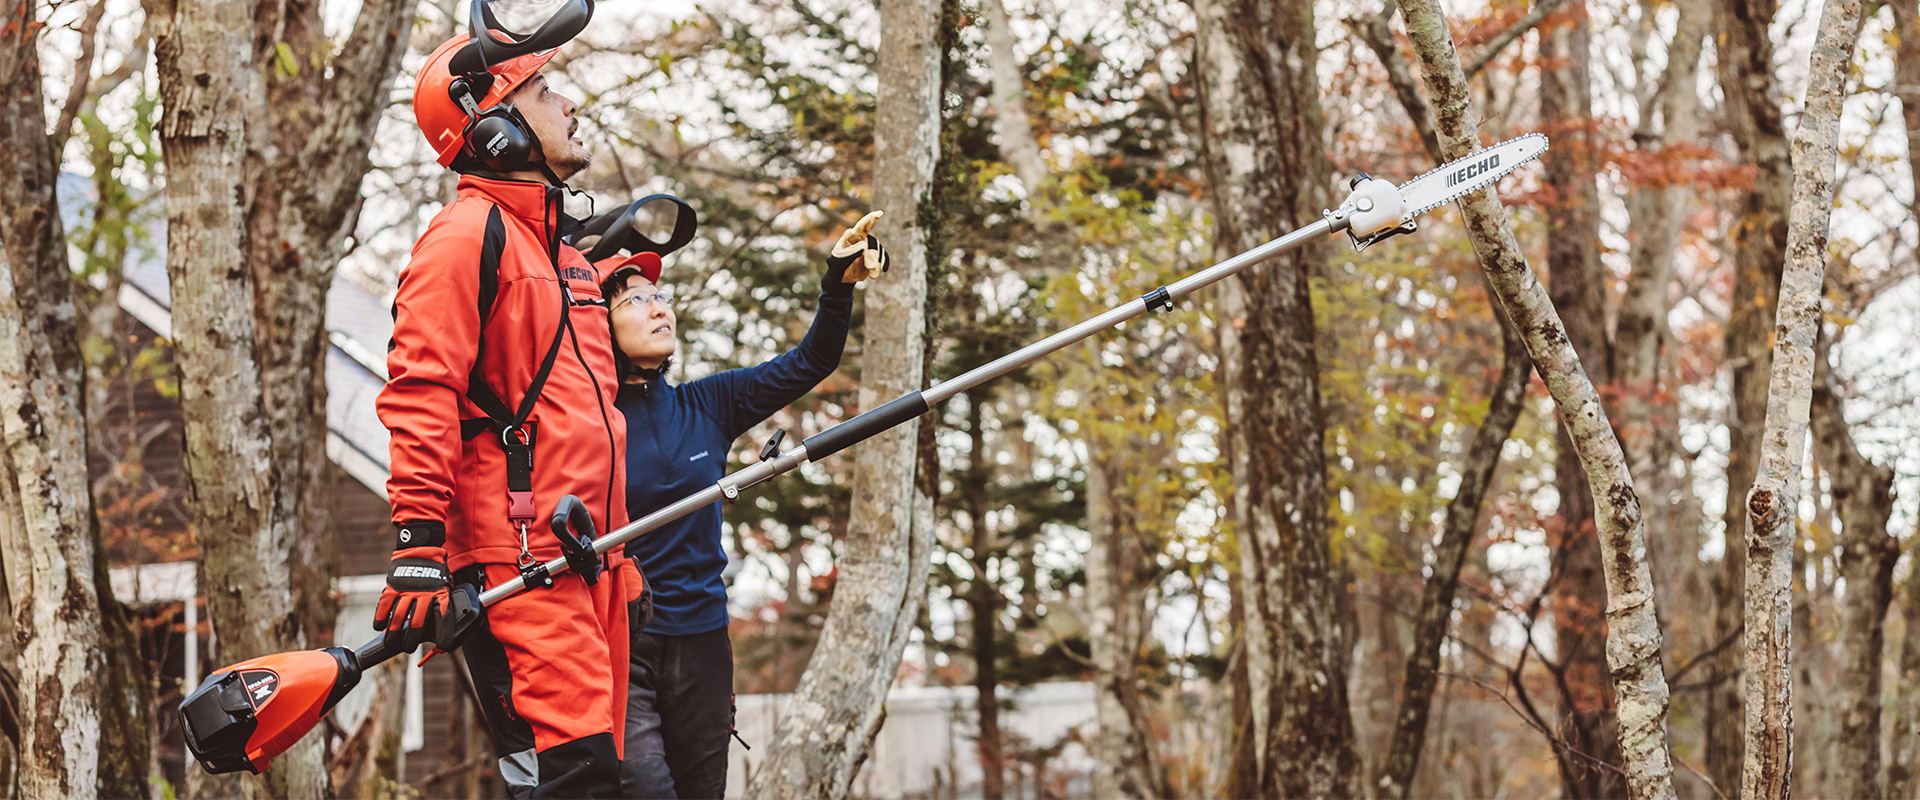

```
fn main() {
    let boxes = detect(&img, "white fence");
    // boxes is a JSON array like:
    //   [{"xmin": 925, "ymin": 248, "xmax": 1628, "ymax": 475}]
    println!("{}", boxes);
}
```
[{"xmin": 730, "ymin": 682, "xmax": 1100, "ymax": 799}]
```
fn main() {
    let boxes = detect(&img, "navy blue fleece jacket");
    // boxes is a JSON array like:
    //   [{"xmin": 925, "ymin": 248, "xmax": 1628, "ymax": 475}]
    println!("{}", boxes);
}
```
[{"xmin": 617, "ymin": 290, "xmax": 853, "ymax": 635}]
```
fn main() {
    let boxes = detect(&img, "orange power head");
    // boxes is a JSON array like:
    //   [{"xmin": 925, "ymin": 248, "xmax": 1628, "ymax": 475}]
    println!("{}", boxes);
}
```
[
  {"xmin": 180, "ymin": 647, "xmax": 365, "ymax": 774},
  {"xmin": 180, "ymin": 585, "xmax": 477, "ymax": 774}
]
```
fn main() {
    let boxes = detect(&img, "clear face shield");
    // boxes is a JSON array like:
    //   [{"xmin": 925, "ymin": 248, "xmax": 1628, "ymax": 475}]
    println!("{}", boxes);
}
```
[
  {"xmin": 449, "ymin": 0, "xmax": 595, "ymax": 73},
  {"xmin": 572, "ymin": 195, "xmax": 699, "ymax": 262}
]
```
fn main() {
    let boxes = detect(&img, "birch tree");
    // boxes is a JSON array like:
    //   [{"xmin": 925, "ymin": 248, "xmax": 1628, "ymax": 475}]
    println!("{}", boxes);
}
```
[
  {"xmin": 1739, "ymin": 1, "xmax": 1865, "ymax": 796},
  {"xmin": 0, "ymin": 3, "xmax": 150, "ymax": 795},
  {"xmin": 1193, "ymin": 0, "xmax": 1357, "ymax": 794},
  {"xmin": 149, "ymin": 0, "xmax": 416, "ymax": 794},
  {"xmin": 745, "ymin": 0, "xmax": 943, "ymax": 794},
  {"xmin": 1396, "ymin": 0, "xmax": 1677, "ymax": 795},
  {"xmin": 1346, "ymin": 22, "xmax": 1534, "ymax": 793},
  {"xmin": 1706, "ymin": 0, "xmax": 1794, "ymax": 786}
]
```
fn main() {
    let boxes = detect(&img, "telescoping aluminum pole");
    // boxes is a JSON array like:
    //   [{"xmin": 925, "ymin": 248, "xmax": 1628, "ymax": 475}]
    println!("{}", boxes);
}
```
[
  {"xmin": 362, "ymin": 132, "xmax": 1556, "ymax": 666},
  {"xmin": 186, "ymin": 140, "xmax": 1545, "ymax": 777},
  {"xmin": 449, "ymin": 176, "xmax": 1412, "ymax": 617},
  {"xmin": 334, "ymin": 206, "xmax": 1349, "ymax": 725}
]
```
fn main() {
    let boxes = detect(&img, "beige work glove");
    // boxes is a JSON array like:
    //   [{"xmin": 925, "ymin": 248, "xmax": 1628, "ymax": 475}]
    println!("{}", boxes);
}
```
[{"xmin": 827, "ymin": 210, "xmax": 892, "ymax": 287}]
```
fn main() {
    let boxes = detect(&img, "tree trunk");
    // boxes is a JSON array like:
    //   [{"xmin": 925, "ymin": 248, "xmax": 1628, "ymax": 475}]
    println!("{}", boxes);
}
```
[
  {"xmin": 1222, "ymin": 564, "xmax": 1260, "ymax": 799},
  {"xmin": 1084, "ymin": 433, "xmax": 1172, "ymax": 800},
  {"xmin": 745, "ymin": 0, "xmax": 942, "ymax": 794},
  {"xmin": 1808, "ymin": 338, "xmax": 1896, "ymax": 800},
  {"xmin": 1216, "ymin": 272, "xmax": 1262, "ymax": 800},
  {"xmin": 1789, "ymin": 537, "xmax": 1828, "ymax": 800},
  {"xmin": 153, "ymin": 7, "xmax": 313, "ymax": 793},
  {"xmin": 1739, "ymin": 3, "xmax": 1864, "ymax": 797},
  {"xmin": 0, "ymin": 5, "xmax": 150, "ymax": 796},
  {"xmin": 1538, "ymin": 9, "xmax": 1625, "ymax": 795},
  {"xmin": 1888, "ymin": 8, "xmax": 1920, "ymax": 795},
  {"xmin": 1618, "ymin": 7, "xmax": 1711, "ymax": 770},
  {"xmin": 1888, "ymin": 535, "xmax": 1920, "ymax": 798},
  {"xmin": 963, "ymin": 394, "xmax": 1004, "ymax": 800},
  {"xmin": 1706, "ymin": 0, "xmax": 1794, "ymax": 789},
  {"xmin": 1396, "ymin": 2, "xmax": 1677, "ymax": 796},
  {"xmin": 1347, "ymin": 29, "xmax": 1534, "ymax": 797},
  {"xmin": 982, "ymin": 0, "xmax": 1046, "ymax": 194},
  {"xmin": 1377, "ymin": 309, "xmax": 1529, "ymax": 799},
  {"xmin": 1617, "ymin": 0, "xmax": 1706, "ymax": 480},
  {"xmin": 1192, "ymin": 0, "xmax": 1356, "ymax": 795},
  {"xmin": 247, "ymin": 0, "xmax": 420, "ymax": 650},
  {"xmin": 150, "ymin": 0, "xmax": 417, "ymax": 795}
]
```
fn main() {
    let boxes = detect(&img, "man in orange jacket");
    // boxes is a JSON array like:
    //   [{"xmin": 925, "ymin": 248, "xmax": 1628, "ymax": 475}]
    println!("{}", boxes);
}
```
[{"xmin": 376, "ymin": 19, "xmax": 650, "ymax": 797}]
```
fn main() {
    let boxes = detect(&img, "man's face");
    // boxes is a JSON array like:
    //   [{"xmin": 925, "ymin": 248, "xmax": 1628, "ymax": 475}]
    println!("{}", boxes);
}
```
[{"xmin": 506, "ymin": 73, "xmax": 590, "ymax": 179}]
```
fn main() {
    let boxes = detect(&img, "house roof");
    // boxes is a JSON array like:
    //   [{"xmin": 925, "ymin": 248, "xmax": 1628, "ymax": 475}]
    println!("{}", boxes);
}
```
[{"xmin": 65, "ymin": 173, "xmax": 396, "ymax": 499}]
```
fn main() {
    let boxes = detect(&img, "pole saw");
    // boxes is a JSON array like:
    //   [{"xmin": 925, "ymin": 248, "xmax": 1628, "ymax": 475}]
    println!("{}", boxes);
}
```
[{"xmin": 179, "ymin": 133, "xmax": 1549, "ymax": 775}]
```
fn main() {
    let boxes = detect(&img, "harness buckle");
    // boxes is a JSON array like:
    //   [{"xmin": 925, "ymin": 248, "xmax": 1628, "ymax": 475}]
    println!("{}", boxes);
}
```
[{"xmin": 508, "ymin": 490, "xmax": 537, "ymax": 525}]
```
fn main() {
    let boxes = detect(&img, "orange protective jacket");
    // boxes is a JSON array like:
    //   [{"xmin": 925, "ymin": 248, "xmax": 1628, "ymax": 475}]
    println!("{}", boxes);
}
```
[{"xmin": 379, "ymin": 174, "xmax": 631, "ymax": 572}]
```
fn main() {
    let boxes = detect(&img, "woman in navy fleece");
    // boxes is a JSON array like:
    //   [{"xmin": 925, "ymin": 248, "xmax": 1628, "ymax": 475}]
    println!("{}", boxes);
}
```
[{"xmin": 605, "ymin": 211, "xmax": 890, "ymax": 799}]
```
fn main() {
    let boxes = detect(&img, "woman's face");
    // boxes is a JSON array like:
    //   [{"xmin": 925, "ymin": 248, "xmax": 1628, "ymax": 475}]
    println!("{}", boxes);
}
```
[{"xmin": 610, "ymin": 275, "xmax": 678, "ymax": 368}]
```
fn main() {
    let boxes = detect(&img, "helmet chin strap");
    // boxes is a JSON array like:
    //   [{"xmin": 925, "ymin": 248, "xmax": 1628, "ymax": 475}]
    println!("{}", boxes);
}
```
[
  {"xmin": 633, "ymin": 356, "xmax": 672, "ymax": 383},
  {"xmin": 526, "ymin": 135, "xmax": 567, "ymax": 188}
]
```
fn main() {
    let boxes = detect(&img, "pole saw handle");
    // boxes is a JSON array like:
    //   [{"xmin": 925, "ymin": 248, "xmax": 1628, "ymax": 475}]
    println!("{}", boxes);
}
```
[
  {"xmin": 438, "ymin": 583, "xmax": 482, "ymax": 649},
  {"xmin": 549, "ymin": 494, "xmax": 604, "ymax": 585}
]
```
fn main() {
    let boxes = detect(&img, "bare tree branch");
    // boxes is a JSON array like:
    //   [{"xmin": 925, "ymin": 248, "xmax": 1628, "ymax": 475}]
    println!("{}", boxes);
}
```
[
  {"xmin": 1347, "ymin": 3, "xmax": 1441, "ymax": 159},
  {"xmin": 52, "ymin": 0, "xmax": 108, "ymax": 150},
  {"xmin": 1464, "ymin": 0, "xmax": 1573, "ymax": 78},
  {"xmin": 791, "ymin": 0, "xmax": 874, "ymax": 64}
]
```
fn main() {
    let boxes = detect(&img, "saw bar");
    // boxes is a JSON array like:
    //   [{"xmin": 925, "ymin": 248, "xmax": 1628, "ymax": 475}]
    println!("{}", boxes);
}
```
[{"xmin": 1396, "ymin": 133, "xmax": 1550, "ymax": 220}]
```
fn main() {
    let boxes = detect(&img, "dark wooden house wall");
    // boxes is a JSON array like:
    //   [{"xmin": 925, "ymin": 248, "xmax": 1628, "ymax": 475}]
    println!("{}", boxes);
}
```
[{"xmin": 105, "ymin": 316, "xmax": 483, "ymax": 793}]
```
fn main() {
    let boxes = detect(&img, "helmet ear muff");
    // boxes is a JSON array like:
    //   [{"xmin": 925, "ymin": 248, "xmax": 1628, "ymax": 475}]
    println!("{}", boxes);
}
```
[
  {"xmin": 448, "ymin": 75, "xmax": 537, "ymax": 173},
  {"xmin": 466, "ymin": 107, "xmax": 536, "ymax": 172}
]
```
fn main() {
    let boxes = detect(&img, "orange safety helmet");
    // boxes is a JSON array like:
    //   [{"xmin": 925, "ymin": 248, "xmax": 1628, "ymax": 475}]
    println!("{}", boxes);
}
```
[{"xmin": 414, "ymin": 33, "xmax": 559, "ymax": 168}]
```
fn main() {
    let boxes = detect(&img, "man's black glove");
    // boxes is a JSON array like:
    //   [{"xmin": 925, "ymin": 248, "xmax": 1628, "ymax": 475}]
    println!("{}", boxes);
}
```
[
  {"xmin": 373, "ymin": 521, "xmax": 452, "ymax": 654},
  {"xmin": 823, "ymin": 210, "xmax": 890, "ymax": 296}
]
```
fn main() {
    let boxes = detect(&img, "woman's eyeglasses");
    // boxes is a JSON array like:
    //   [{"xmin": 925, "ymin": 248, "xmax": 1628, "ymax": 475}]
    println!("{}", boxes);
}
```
[{"xmin": 618, "ymin": 287, "xmax": 676, "ymax": 309}]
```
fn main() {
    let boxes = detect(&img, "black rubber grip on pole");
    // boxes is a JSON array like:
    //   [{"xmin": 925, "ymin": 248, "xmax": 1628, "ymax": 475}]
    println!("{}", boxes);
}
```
[
  {"xmin": 354, "ymin": 634, "xmax": 401, "ymax": 669},
  {"xmin": 804, "ymin": 392, "xmax": 930, "ymax": 462}
]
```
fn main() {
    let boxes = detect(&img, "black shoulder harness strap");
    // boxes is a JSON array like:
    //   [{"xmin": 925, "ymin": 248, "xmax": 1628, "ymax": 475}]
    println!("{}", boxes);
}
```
[{"xmin": 465, "ymin": 205, "xmax": 568, "ymax": 536}]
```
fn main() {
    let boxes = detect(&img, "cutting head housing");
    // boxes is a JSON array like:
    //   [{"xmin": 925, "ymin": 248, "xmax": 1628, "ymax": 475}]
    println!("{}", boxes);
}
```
[{"xmin": 180, "ymin": 648, "xmax": 365, "ymax": 774}]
